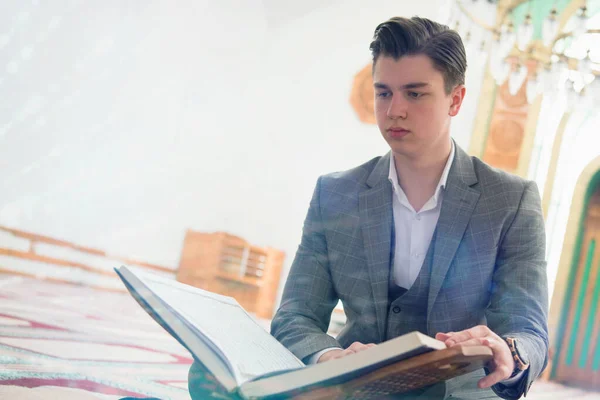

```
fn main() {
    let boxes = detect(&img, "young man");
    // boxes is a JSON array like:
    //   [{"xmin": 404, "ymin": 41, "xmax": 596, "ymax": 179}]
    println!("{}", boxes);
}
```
[{"xmin": 270, "ymin": 16, "xmax": 548, "ymax": 400}]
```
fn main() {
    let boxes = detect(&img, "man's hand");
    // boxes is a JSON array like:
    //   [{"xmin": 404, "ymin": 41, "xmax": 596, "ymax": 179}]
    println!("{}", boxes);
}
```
[
  {"xmin": 436, "ymin": 326, "xmax": 515, "ymax": 388},
  {"xmin": 317, "ymin": 342, "xmax": 376, "ymax": 363}
]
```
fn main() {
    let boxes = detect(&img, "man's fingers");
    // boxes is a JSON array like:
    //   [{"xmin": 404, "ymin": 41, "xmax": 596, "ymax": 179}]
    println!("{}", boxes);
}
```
[
  {"xmin": 447, "ymin": 337, "xmax": 487, "ymax": 347},
  {"xmin": 321, "ymin": 342, "xmax": 378, "ymax": 362},
  {"xmin": 340, "ymin": 349, "xmax": 356, "ymax": 357},
  {"xmin": 329, "ymin": 342, "xmax": 378, "ymax": 360},
  {"xmin": 347, "ymin": 341, "xmax": 376, "ymax": 353},
  {"xmin": 481, "ymin": 337, "xmax": 509, "ymax": 363},
  {"xmin": 478, "ymin": 364, "xmax": 513, "ymax": 388},
  {"xmin": 476, "ymin": 337, "xmax": 515, "ymax": 387},
  {"xmin": 443, "ymin": 326, "xmax": 491, "ymax": 346},
  {"xmin": 347, "ymin": 341, "xmax": 364, "ymax": 351},
  {"xmin": 331, "ymin": 349, "xmax": 355, "ymax": 359},
  {"xmin": 484, "ymin": 337, "xmax": 516, "ymax": 372},
  {"xmin": 317, "ymin": 349, "xmax": 344, "ymax": 363},
  {"xmin": 439, "ymin": 327, "xmax": 516, "ymax": 389}
]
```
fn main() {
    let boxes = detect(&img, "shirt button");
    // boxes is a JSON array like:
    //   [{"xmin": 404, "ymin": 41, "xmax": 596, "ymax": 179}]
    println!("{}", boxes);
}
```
[
  {"xmin": 392, "ymin": 306, "xmax": 401, "ymax": 314},
  {"xmin": 415, "ymin": 214, "xmax": 421, "ymax": 220}
]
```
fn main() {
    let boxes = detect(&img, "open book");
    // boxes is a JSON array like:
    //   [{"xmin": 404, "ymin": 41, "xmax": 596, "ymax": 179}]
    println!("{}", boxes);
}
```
[{"xmin": 115, "ymin": 266, "xmax": 492, "ymax": 399}]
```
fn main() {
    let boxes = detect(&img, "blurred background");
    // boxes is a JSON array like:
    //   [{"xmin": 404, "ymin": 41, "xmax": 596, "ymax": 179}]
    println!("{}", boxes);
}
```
[{"xmin": 1, "ymin": 0, "xmax": 600, "ymax": 398}]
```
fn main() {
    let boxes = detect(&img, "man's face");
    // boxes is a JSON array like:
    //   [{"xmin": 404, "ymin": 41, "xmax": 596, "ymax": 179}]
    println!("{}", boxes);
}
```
[{"xmin": 373, "ymin": 54, "xmax": 464, "ymax": 159}]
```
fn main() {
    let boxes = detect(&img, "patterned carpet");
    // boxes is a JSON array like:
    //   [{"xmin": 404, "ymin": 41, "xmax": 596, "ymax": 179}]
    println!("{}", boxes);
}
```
[
  {"xmin": 1, "ymin": 273, "xmax": 600, "ymax": 400},
  {"xmin": 0, "ymin": 273, "xmax": 192, "ymax": 400}
]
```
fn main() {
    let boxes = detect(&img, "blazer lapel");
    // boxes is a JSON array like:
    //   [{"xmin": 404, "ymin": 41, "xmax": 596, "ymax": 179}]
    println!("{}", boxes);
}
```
[
  {"xmin": 360, "ymin": 152, "xmax": 393, "ymax": 343},
  {"xmin": 427, "ymin": 145, "xmax": 480, "ymax": 319}
]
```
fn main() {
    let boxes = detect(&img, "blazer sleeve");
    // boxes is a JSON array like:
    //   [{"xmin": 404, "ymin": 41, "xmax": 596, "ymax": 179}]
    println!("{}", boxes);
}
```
[
  {"xmin": 487, "ymin": 181, "xmax": 549, "ymax": 400},
  {"xmin": 270, "ymin": 176, "xmax": 342, "ymax": 361}
]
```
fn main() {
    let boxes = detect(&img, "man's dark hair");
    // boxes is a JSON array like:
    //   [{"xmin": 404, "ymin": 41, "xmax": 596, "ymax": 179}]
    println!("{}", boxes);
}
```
[{"xmin": 369, "ymin": 16, "xmax": 467, "ymax": 94}]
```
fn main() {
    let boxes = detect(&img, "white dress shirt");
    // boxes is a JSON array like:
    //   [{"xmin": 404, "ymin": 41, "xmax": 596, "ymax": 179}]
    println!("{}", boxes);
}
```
[{"xmin": 388, "ymin": 143, "xmax": 455, "ymax": 289}]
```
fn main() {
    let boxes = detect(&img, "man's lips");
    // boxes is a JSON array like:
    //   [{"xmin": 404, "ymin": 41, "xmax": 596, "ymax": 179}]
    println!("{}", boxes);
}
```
[{"xmin": 388, "ymin": 128, "xmax": 410, "ymax": 138}]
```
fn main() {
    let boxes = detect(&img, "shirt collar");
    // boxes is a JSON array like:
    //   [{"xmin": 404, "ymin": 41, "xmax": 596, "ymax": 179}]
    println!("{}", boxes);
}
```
[{"xmin": 388, "ymin": 141, "xmax": 455, "ymax": 205}]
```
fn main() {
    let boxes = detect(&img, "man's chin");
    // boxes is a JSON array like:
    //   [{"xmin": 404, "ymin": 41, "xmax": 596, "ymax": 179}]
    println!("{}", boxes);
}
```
[{"xmin": 387, "ymin": 141, "xmax": 417, "ymax": 156}]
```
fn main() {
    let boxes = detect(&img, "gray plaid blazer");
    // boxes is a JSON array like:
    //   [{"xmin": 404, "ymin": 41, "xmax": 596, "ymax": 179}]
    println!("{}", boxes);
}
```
[{"xmin": 271, "ymin": 144, "xmax": 548, "ymax": 399}]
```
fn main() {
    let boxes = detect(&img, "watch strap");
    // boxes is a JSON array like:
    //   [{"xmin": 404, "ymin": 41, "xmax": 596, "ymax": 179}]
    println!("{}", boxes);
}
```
[{"xmin": 505, "ymin": 337, "xmax": 529, "ymax": 372}]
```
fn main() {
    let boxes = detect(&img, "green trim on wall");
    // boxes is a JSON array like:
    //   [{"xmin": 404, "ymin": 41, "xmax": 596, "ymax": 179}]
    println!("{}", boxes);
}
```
[
  {"xmin": 511, "ymin": 0, "xmax": 572, "ymax": 40},
  {"xmin": 594, "ymin": 343, "xmax": 600, "ymax": 371},
  {"xmin": 583, "ymin": 256, "xmax": 600, "ymax": 369},
  {"xmin": 510, "ymin": 0, "xmax": 600, "ymax": 42},
  {"xmin": 593, "ymin": 292, "xmax": 600, "ymax": 371},
  {"xmin": 551, "ymin": 169, "xmax": 600, "ymax": 378},
  {"xmin": 568, "ymin": 239, "xmax": 595, "ymax": 366}
]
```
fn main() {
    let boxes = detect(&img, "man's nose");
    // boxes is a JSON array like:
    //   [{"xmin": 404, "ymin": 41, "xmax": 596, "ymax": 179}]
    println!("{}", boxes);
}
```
[{"xmin": 387, "ymin": 95, "xmax": 408, "ymax": 120}]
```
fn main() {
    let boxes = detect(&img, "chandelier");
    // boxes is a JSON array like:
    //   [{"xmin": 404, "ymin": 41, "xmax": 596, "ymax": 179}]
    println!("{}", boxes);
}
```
[{"xmin": 447, "ymin": 0, "xmax": 600, "ymax": 110}]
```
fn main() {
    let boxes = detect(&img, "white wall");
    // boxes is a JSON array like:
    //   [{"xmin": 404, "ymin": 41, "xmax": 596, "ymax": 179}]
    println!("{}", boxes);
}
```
[
  {"xmin": 0, "ymin": 0, "xmax": 270, "ymax": 264},
  {"xmin": 0, "ymin": 0, "xmax": 489, "ymax": 301}
]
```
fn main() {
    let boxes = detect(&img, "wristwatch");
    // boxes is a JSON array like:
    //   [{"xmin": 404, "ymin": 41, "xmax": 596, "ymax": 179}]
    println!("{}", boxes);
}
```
[{"xmin": 504, "ymin": 337, "xmax": 529, "ymax": 376}]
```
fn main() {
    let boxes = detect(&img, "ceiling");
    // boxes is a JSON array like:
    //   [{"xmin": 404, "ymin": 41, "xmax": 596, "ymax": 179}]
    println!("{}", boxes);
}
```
[{"xmin": 260, "ymin": 0, "xmax": 340, "ymax": 29}]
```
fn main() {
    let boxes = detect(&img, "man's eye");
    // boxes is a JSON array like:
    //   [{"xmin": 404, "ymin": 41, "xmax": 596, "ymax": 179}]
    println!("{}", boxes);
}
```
[
  {"xmin": 407, "ymin": 91, "xmax": 422, "ymax": 99},
  {"xmin": 376, "ymin": 92, "xmax": 390, "ymax": 98}
]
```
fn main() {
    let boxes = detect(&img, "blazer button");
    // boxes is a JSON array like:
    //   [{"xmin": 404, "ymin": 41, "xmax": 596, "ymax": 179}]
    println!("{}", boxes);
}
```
[{"xmin": 392, "ymin": 306, "xmax": 401, "ymax": 314}]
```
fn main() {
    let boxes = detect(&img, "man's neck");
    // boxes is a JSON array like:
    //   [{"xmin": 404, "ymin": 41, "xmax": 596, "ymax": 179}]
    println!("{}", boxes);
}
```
[{"xmin": 393, "ymin": 141, "xmax": 452, "ymax": 212}]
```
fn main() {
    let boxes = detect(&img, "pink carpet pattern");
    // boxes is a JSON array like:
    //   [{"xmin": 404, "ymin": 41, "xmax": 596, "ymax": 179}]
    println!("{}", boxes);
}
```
[
  {"xmin": 2, "ymin": 272, "xmax": 600, "ymax": 400},
  {"xmin": 0, "ymin": 273, "xmax": 193, "ymax": 400}
]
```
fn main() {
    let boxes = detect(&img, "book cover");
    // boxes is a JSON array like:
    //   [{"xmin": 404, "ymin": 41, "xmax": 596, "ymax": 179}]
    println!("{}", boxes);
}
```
[{"xmin": 115, "ymin": 266, "xmax": 492, "ymax": 399}]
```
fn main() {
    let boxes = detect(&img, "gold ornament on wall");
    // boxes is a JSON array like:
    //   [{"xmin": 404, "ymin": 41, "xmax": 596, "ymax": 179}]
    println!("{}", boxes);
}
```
[
  {"xmin": 350, "ymin": 63, "xmax": 376, "ymax": 124},
  {"xmin": 482, "ymin": 70, "xmax": 531, "ymax": 173}
]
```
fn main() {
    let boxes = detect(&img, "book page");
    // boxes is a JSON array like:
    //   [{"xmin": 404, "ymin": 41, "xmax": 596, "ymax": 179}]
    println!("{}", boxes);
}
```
[{"xmin": 137, "ymin": 272, "xmax": 304, "ymax": 383}]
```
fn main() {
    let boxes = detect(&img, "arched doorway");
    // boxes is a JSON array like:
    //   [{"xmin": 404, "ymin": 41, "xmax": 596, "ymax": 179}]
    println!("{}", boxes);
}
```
[{"xmin": 551, "ymin": 168, "xmax": 600, "ymax": 389}]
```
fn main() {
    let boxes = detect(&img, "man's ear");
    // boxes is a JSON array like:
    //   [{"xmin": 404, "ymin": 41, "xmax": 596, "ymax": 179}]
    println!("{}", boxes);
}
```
[{"xmin": 449, "ymin": 85, "xmax": 466, "ymax": 117}]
